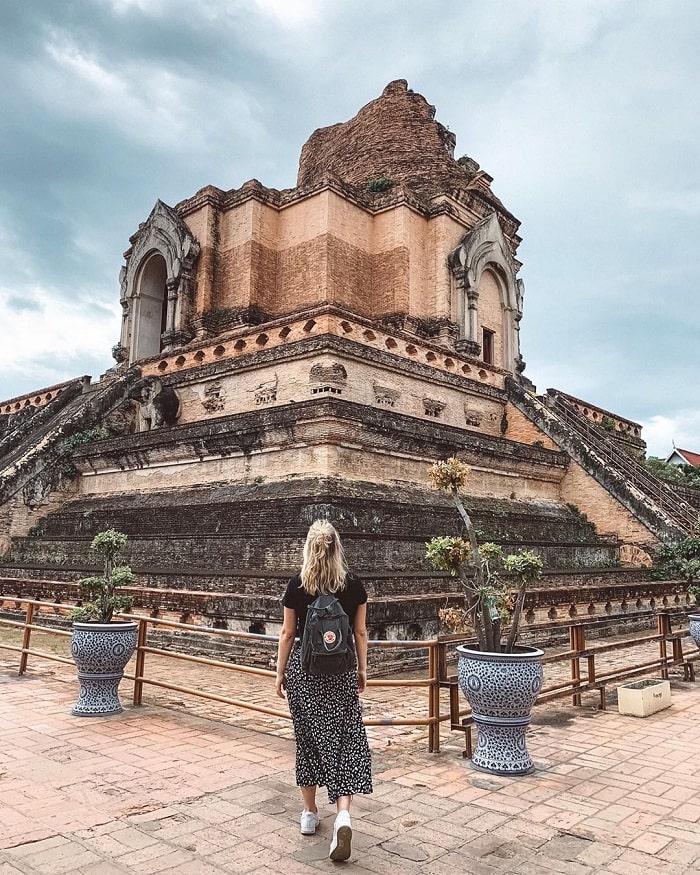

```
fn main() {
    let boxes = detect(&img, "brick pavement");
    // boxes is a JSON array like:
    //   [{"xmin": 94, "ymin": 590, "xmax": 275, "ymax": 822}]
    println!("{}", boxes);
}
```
[{"xmin": 2, "ymin": 656, "xmax": 700, "ymax": 873}]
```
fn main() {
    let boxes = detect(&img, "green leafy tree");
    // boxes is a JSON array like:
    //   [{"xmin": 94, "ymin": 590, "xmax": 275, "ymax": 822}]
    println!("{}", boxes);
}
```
[
  {"xmin": 653, "ymin": 537, "xmax": 700, "ymax": 605},
  {"xmin": 645, "ymin": 456, "xmax": 684, "ymax": 484},
  {"xmin": 425, "ymin": 458, "xmax": 543, "ymax": 652},
  {"xmin": 72, "ymin": 529, "xmax": 135, "ymax": 623},
  {"xmin": 645, "ymin": 457, "xmax": 700, "ymax": 489}
]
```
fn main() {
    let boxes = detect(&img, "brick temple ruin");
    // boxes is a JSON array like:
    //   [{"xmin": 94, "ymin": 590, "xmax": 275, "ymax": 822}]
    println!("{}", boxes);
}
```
[{"xmin": 0, "ymin": 80, "xmax": 695, "ymax": 660}]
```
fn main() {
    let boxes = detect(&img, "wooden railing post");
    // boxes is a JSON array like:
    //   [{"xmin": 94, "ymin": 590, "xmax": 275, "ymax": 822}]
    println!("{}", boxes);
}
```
[
  {"xmin": 672, "ymin": 623, "xmax": 684, "ymax": 664},
  {"xmin": 437, "ymin": 638, "xmax": 448, "ymax": 682},
  {"xmin": 18, "ymin": 602, "xmax": 34, "ymax": 676},
  {"xmin": 427, "ymin": 640, "xmax": 440, "ymax": 753},
  {"xmin": 587, "ymin": 651, "xmax": 596, "ymax": 687},
  {"xmin": 658, "ymin": 610, "xmax": 671, "ymax": 679},
  {"xmin": 570, "ymin": 624, "xmax": 584, "ymax": 706},
  {"xmin": 132, "ymin": 617, "xmax": 148, "ymax": 706}
]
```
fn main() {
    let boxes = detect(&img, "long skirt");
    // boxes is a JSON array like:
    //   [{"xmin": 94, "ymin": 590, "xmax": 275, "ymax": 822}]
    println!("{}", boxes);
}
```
[{"xmin": 285, "ymin": 644, "xmax": 373, "ymax": 803}]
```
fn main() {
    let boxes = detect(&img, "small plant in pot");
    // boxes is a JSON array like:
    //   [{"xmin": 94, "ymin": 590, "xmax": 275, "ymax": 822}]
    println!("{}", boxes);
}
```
[
  {"xmin": 426, "ymin": 458, "xmax": 544, "ymax": 775},
  {"xmin": 70, "ymin": 529, "xmax": 138, "ymax": 716}
]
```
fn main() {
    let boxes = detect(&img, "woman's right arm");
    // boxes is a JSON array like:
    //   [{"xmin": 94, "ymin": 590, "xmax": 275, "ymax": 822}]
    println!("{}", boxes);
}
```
[
  {"xmin": 353, "ymin": 602, "xmax": 368, "ymax": 693},
  {"xmin": 275, "ymin": 606, "xmax": 297, "ymax": 698}
]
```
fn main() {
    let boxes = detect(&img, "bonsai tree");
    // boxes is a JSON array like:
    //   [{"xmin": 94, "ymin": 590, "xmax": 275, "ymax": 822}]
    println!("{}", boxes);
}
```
[
  {"xmin": 72, "ymin": 529, "xmax": 135, "ymax": 623},
  {"xmin": 425, "ymin": 458, "xmax": 543, "ymax": 652}
]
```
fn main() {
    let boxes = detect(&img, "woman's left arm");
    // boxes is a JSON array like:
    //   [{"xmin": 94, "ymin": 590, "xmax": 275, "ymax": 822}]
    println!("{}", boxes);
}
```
[{"xmin": 354, "ymin": 602, "xmax": 368, "ymax": 693}]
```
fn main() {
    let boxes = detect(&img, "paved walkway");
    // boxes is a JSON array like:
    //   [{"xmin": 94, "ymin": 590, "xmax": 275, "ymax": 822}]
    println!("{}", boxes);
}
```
[{"xmin": 2, "ymin": 661, "xmax": 700, "ymax": 874}]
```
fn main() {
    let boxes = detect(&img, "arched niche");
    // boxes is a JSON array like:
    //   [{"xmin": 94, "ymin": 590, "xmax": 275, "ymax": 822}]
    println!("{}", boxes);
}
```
[
  {"xmin": 118, "ymin": 200, "xmax": 200, "ymax": 365},
  {"xmin": 132, "ymin": 252, "xmax": 168, "ymax": 360},
  {"xmin": 448, "ymin": 213, "xmax": 523, "ymax": 375},
  {"xmin": 477, "ymin": 265, "xmax": 510, "ymax": 369}
]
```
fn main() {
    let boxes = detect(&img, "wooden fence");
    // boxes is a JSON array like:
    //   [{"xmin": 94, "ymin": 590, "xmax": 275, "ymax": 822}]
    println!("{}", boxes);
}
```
[{"xmin": 1, "ymin": 599, "xmax": 698, "ymax": 754}]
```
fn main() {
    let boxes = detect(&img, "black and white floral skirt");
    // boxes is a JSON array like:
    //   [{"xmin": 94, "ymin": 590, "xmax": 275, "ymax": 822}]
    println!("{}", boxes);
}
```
[{"xmin": 285, "ymin": 644, "xmax": 373, "ymax": 803}]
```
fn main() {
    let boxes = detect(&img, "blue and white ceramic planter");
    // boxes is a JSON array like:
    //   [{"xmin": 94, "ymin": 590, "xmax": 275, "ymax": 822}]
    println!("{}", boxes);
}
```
[
  {"xmin": 457, "ymin": 644, "xmax": 544, "ymax": 776},
  {"xmin": 70, "ymin": 622, "xmax": 137, "ymax": 716},
  {"xmin": 689, "ymin": 614, "xmax": 700, "ymax": 650}
]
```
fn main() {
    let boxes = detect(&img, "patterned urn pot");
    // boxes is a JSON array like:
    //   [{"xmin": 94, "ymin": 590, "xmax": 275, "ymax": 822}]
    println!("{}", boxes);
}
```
[
  {"xmin": 71, "ymin": 622, "xmax": 138, "ymax": 716},
  {"xmin": 689, "ymin": 614, "xmax": 700, "ymax": 650},
  {"xmin": 456, "ymin": 644, "xmax": 544, "ymax": 776}
]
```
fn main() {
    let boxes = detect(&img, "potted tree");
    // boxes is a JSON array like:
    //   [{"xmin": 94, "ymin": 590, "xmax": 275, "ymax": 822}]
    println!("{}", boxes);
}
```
[
  {"xmin": 70, "ymin": 529, "xmax": 137, "ymax": 716},
  {"xmin": 426, "ymin": 458, "xmax": 544, "ymax": 775}
]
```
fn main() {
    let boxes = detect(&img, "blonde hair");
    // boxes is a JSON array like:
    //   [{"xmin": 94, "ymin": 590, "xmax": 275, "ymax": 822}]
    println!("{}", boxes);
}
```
[{"xmin": 300, "ymin": 520, "xmax": 348, "ymax": 595}]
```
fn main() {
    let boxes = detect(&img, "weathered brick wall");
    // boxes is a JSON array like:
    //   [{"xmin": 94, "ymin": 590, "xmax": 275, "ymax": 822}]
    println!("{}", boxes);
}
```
[
  {"xmin": 297, "ymin": 80, "xmax": 465, "ymax": 199},
  {"xmin": 504, "ymin": 403, "xmax": 559, "ymax": 450},
  {"xmin": 0, "ymin": 483, "xmax": 78, "ymax": 555},
  {"xmin": 328, "ymin": 236, "xmax": 390, "ymax": 315},
  {"xmin": 184, "ymin": 202, "xmax": 219, "ymax": 315},
  {"xmin": 71, "ymin": 391, "xmax": 566, "ymax": 503},
  {"xmin": 200, "ymin": 190, "xmax": 463, "ymax": 324},
  {"xmin": 560, "ymin": 459, "xmax": 657, "ymax": 547},
  {"xmin": 6, "ymin": 476, "xmax": 610, "ymax": 572},
  {"xmin": 174, "ymin": 80, "xmax": 517, "ymax": 332}
]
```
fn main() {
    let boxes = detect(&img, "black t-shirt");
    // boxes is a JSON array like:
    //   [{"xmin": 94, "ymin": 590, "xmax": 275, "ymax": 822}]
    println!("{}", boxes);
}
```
[{"xmin": 282, "ymin": 573, "xmax": 368, "ymax": 639}]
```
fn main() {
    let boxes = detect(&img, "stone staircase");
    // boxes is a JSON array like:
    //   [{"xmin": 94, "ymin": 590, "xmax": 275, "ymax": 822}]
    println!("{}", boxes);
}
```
[
  {"xmin": 507, "ymin": 377, "xmax": 697, "ymax": 541},
  {"xmin": 0, "ymin": 371, "xmax": 138, "ymax": 510},
  {"xmin": 0, "ymin": 380, "xmax": 85, "ymax": 470}
]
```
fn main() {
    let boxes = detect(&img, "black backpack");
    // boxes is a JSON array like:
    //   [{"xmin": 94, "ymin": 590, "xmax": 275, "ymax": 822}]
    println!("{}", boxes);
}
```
[{"xmin": 301, "ymin": 594, "xmax": 356, "ymax": 676}]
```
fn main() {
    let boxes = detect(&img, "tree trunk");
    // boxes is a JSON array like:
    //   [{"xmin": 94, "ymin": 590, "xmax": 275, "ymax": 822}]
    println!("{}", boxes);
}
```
[
  {"xmin": 452, "ymin": 488, "xmax": 490, "ymax": 649},
  {"xmin": 505, "ymin": 580, "xmax": 528, "ymax": 653}
]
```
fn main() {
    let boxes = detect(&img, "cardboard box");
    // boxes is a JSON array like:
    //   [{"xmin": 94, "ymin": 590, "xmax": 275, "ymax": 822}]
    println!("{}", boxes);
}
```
[{"xmin": 617, "ymin": 679, "xmax": 671, "ymax": 717}]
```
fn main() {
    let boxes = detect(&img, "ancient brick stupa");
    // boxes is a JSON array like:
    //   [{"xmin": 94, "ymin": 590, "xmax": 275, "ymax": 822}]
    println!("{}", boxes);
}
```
[
  {"xmin": 1, "ymin": 80, "xmax": 691, "ymax": 644},
  {"xmin": 117, "ymin": 79, "xmax": 525, "ymax": 379}
]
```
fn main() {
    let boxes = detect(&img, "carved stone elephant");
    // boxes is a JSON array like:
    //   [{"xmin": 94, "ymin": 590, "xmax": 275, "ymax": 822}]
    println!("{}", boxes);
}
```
[{"xmin": 128, "ymin": 377, "xmax": 180, "ymax": 432}]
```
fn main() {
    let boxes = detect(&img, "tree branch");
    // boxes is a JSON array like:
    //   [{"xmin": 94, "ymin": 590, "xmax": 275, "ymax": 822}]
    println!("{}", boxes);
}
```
[{"xmin": 505, "ymin": 579, "xmax": 528, "ymax": 653}]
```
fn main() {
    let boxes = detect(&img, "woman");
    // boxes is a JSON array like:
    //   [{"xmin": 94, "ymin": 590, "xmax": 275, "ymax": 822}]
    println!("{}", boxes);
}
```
[{"xmin": 275, "ymin": 519, "xmax": 372, "ymax": 862}]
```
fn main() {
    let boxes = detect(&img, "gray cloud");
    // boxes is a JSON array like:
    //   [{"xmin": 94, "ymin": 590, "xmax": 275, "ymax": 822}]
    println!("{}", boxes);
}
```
[{"xmin": 1, "ymin": 0, "xmax": 699, "ymax": 456}]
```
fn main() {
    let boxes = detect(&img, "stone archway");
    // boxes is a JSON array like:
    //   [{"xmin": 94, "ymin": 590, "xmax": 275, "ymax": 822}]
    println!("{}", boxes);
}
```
[
  {"xmin": 132, "ymin": 252, "xmax": 168, "ymax": 360},
  {"xmin": 118, "ymin": 200, "xmax": 200, "ymax": 365},
  {"xmin": 448, "ymin": 213, "xmax": 523, "ymax": 375}
]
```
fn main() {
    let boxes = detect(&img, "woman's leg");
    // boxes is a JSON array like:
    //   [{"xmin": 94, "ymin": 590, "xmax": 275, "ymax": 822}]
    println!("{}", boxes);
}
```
[
  {"xmin": 301, "ymin": 785, "xmax": 318, "ymax": 812},
  {"xmin": 336, "ymin": 794, "xmax": 352, "ymax": 813},
  {"xmin": 330, "ymin": 796, "xmax": 353, "ymax": 860},
  {"xmin": 300, "ymin": 785, "xmax": 320, "ymax": 836}
]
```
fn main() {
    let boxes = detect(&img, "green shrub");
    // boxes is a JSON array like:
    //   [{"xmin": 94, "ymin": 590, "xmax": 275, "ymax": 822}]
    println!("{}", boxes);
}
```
[{"xmin": 71, "ymin": 529, "xmax": 134, "ymax": 623}]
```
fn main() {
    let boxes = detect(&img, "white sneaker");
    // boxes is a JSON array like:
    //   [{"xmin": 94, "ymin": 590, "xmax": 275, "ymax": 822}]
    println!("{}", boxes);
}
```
[
  {"xmin": 329, "ymin": 810, "xmax": 352, "ymax": 861},
  {"xmin": 300, "ymin": 810, "xmax": 320, "ymax": 835}
]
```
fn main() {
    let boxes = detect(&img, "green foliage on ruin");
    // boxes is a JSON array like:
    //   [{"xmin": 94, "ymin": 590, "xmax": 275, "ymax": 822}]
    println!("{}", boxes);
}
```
[
  {"xmin": 58, "ymin": 427, "xmax": 111, "ymax": 477},
  {"xmin": 367, "ymin": 177, "xmax": 394, "ymax": 192}
]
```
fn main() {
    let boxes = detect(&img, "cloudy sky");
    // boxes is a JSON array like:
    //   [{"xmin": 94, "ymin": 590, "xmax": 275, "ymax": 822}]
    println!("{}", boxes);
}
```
[{"xmin": 1, "ymin": 0, "xmax": 698, "ymax": 457}]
